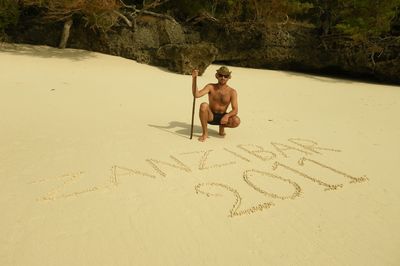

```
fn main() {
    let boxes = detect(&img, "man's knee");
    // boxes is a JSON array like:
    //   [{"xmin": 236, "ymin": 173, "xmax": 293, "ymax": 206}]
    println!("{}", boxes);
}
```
[
  {"xmin": 199, "ymin": 102, "xmax": 209, "ymax": 112},
  {"xmin": 230, "ymin": 116, "xmax": 240, "ymax": 128}
]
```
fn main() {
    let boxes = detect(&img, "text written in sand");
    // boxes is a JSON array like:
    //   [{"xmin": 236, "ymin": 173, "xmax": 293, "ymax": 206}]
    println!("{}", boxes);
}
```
[{"xmin": 31, "ymin": 138, "xmax": 369, "ymax": 217}]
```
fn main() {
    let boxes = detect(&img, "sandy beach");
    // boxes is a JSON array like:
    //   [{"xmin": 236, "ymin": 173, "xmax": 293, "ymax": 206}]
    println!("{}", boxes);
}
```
[{"xmin": 1, "ymin": 43, "xmax": 400, "ymax": 266}]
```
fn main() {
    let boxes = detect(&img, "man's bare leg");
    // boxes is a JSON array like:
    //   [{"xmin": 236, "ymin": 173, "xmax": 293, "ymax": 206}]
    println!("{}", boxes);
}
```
[
  {"xmin": 198, "ymin": 103, "xmax": 212, "ymax": 142},
  {"xmin": 219, "ymin": 116, "xmax": 240, "ymax": 138},
  {"xmin": 219, "ymin": 125, "xmax": 226, "ymax": 137}
]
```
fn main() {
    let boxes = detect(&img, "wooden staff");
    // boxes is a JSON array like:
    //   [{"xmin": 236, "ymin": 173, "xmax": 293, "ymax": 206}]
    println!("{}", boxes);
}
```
[
  {"xmin": 190, "ymin": 95, "xmax": 196, "ymax": 139},
  {"xmin": 190, "ymin": 69, "xmax": 198, "ymax": 139}
]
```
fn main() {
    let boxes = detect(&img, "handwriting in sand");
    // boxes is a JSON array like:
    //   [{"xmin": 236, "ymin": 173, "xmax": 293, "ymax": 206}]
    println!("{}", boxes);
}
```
[{"xmin": 31, "ymin": 138, "xmax": 368, "ymax": 218}]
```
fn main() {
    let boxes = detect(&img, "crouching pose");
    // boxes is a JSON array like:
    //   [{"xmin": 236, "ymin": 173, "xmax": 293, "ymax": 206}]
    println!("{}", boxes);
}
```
[{"xmin": 192, "ymin": 66, "xmax": 240, "ymax": 142}]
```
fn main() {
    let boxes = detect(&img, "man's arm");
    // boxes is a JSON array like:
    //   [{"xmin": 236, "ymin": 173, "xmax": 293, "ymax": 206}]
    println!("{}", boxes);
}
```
[
  {"xmin": 192, "ymin": 69, "xmax": 210, "ymax": 98},
  {"xmin": 221, "ymin": 89, "xmax": 238, "ymax": 124}
]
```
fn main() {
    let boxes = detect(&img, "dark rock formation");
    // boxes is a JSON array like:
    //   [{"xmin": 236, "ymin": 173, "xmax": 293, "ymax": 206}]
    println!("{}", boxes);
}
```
[
  {"xmin": 195, "ymin": 21, "xmax": 400, "ymax": 84},
  {"xmin": 8, "ymin": 14, "xmax": 217, "ymax": 74},
  {"xmin": 67, "ymin": 15, "xmax": 217, "ymax": 74},
  {"xmin": 5, "ymin": 11, "xmax": 400, "ymax": 84},
  {"xmin": 156, "ymin": 43, "xmax": 218, "ymax": 74}
]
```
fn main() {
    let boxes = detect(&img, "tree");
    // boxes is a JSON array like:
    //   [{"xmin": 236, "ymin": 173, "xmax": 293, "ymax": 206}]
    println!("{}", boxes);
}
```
[
  {"xmin": 0, "ymin": 0, "xmax": 20, "ymax": 39},
  {"xmin": 334, "ymin": 0, "xmax": 400, "ymax": 39},
  {"xmin": 21, "ymin": 0, "xmax": 122, "ymax": 48},
  {"xmin": 308, "ymin": 0, "xmax": 400, "ymax": 38},
  {"xmin": 20, "ymin": 0, "xmax": 174, "ymax": 48}
]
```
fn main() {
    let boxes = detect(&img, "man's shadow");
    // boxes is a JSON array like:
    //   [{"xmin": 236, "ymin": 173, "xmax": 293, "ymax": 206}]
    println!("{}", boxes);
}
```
[{"xmin": 148, "ymin": 121, "xmax": 220, "ymax": 139}]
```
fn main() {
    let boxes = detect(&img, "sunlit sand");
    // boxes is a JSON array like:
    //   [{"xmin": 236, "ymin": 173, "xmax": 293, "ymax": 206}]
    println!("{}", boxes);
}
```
[{"xmin": 1, "ymin": 43, "xmax": 399, "ymax": 266}]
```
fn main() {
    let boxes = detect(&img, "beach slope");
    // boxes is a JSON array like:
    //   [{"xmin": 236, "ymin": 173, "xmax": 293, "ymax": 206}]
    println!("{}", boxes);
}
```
[{"xmin": 1, "ymin": 44, "xmax": 399, "ymax": 266}]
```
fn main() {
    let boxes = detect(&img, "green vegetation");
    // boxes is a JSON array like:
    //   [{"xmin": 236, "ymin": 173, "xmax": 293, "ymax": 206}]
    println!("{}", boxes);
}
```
[
  {"xmin": 22, "ymin": 0, "xmax": 121, "ymax": 29},
  {"xmin": 313, "ymin": 0, "xmax": 400, "ymax": 39},
  {"xmin": 156, "ymin": 0, "xmax": 400, "ymax": 39},
  {"xmin": 1, "ymin": 0, "xmax": 399, "ymax": 43},
  {"xmin": 0, "ymin": 0, "xmax": 20, "ymax": 36},
  {"xmin": 154, "ymin": 0, "xmax": 313, "ymax": 23}
]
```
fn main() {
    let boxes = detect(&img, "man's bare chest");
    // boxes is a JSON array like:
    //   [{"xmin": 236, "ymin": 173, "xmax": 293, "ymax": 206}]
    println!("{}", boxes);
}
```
[{"xmin": 209, "ymin": 90, "xmax": 231, "ymax": 105}]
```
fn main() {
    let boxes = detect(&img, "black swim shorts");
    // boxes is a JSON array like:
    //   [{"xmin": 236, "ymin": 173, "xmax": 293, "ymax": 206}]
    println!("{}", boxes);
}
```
[{"xmin": 208, "ymin": 112, "xmax": 227, "ymax": 125}]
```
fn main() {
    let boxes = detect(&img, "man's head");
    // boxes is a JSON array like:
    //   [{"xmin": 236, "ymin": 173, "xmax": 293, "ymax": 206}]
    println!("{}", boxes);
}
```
[{"xmin": 216, "ymin": 66, "xmax": 231, "ymax": 83}]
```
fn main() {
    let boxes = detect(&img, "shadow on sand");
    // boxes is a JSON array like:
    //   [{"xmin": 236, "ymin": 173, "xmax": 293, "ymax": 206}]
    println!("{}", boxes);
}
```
[
  {"xmin": 148, "ymin": 121, "xmax": 220, "ymax": 139},
  {"xmin": 0, "ymin": 43, "xmax": 95, "ymax": 61}
]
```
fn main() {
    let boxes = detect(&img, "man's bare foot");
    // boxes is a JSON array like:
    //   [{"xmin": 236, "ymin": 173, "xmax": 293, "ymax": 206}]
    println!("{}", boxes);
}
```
[
  {"xmin": 198, "ymin": 134, "xmax": 208, "ymax": 142},
  {"xmin": 219, "ymin": 126, "xmax": 226, "ymax": 137}
]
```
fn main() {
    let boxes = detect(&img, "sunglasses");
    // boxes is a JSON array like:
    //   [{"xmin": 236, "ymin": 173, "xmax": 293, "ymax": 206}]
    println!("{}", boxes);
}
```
[{"xmin": 217, "ymin": 74, "xmax": 230, "ymax": 78}]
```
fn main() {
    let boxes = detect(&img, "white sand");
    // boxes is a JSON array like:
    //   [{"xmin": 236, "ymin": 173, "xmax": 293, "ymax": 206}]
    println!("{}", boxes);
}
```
[{"xmin": 1, "ymin": 43, "xmax": 400, "ymax": 266}]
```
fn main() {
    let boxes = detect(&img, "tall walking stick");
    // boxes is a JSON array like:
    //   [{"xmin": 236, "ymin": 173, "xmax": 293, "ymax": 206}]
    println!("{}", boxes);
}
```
[
  {"xmin": 190, "ymin": 95, "xmax": 196, "ymax": 139},
  {"xmin": 190, "ymin": 69, "xmax": 198, "ymax": 139}
]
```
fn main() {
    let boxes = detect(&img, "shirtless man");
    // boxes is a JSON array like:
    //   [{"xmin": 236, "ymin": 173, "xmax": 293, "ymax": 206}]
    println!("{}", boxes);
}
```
[{"xmin": 192, "ymin": 66, "xmax": 240, "ymax": 142}]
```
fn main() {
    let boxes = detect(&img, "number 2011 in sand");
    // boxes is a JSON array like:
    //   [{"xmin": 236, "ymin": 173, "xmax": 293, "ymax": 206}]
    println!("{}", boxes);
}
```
[{"xmin": 195, "ymin": 157, "xmax": 368, "ymax": 218}]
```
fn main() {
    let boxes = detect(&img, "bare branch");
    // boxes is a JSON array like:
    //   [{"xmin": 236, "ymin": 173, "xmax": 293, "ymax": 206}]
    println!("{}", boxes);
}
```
[
  {"xmin": 118, "ymin": 0, "xmax": 136, "ymax": 9},
  {"xmin": 140, "ymin": 10, "xmax": 175, "ymax": 22},
  {"xmin": 142, "ymin": 0, "xmax": 170, "ymax": 11},
  {"xmin": 113, "ymin": 10, "xmax": 132, "ymax": 27},
  {"xmin": 277, "ymin": 14, "xmax": 289, "ymax": 26}
]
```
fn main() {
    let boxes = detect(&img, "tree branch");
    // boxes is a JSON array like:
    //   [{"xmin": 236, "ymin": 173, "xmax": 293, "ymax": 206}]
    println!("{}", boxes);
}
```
[
  {"xmin": 142, "ymin": 0, "xmax": 170, "ymax": 11},
  {"xmin": 113, "ymin": 10, "xmax": 132, "ymax": 27},
  {"xmin": 139, "ymin": 10, "xmax": 175, "ymax": 21}
]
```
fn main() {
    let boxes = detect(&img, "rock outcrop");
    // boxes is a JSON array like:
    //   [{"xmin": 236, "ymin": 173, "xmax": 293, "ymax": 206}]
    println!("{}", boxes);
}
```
[
  {"xmin": 6, "ymin": 12, "xmax": 400, "ymax": 84},
  {"xmin": 196, "ymin": 21, "xmax": 400, "ymax": 84},
  {"xmin": 156, "ymin": 43, "xmax": 218, "ymax": 75}
]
